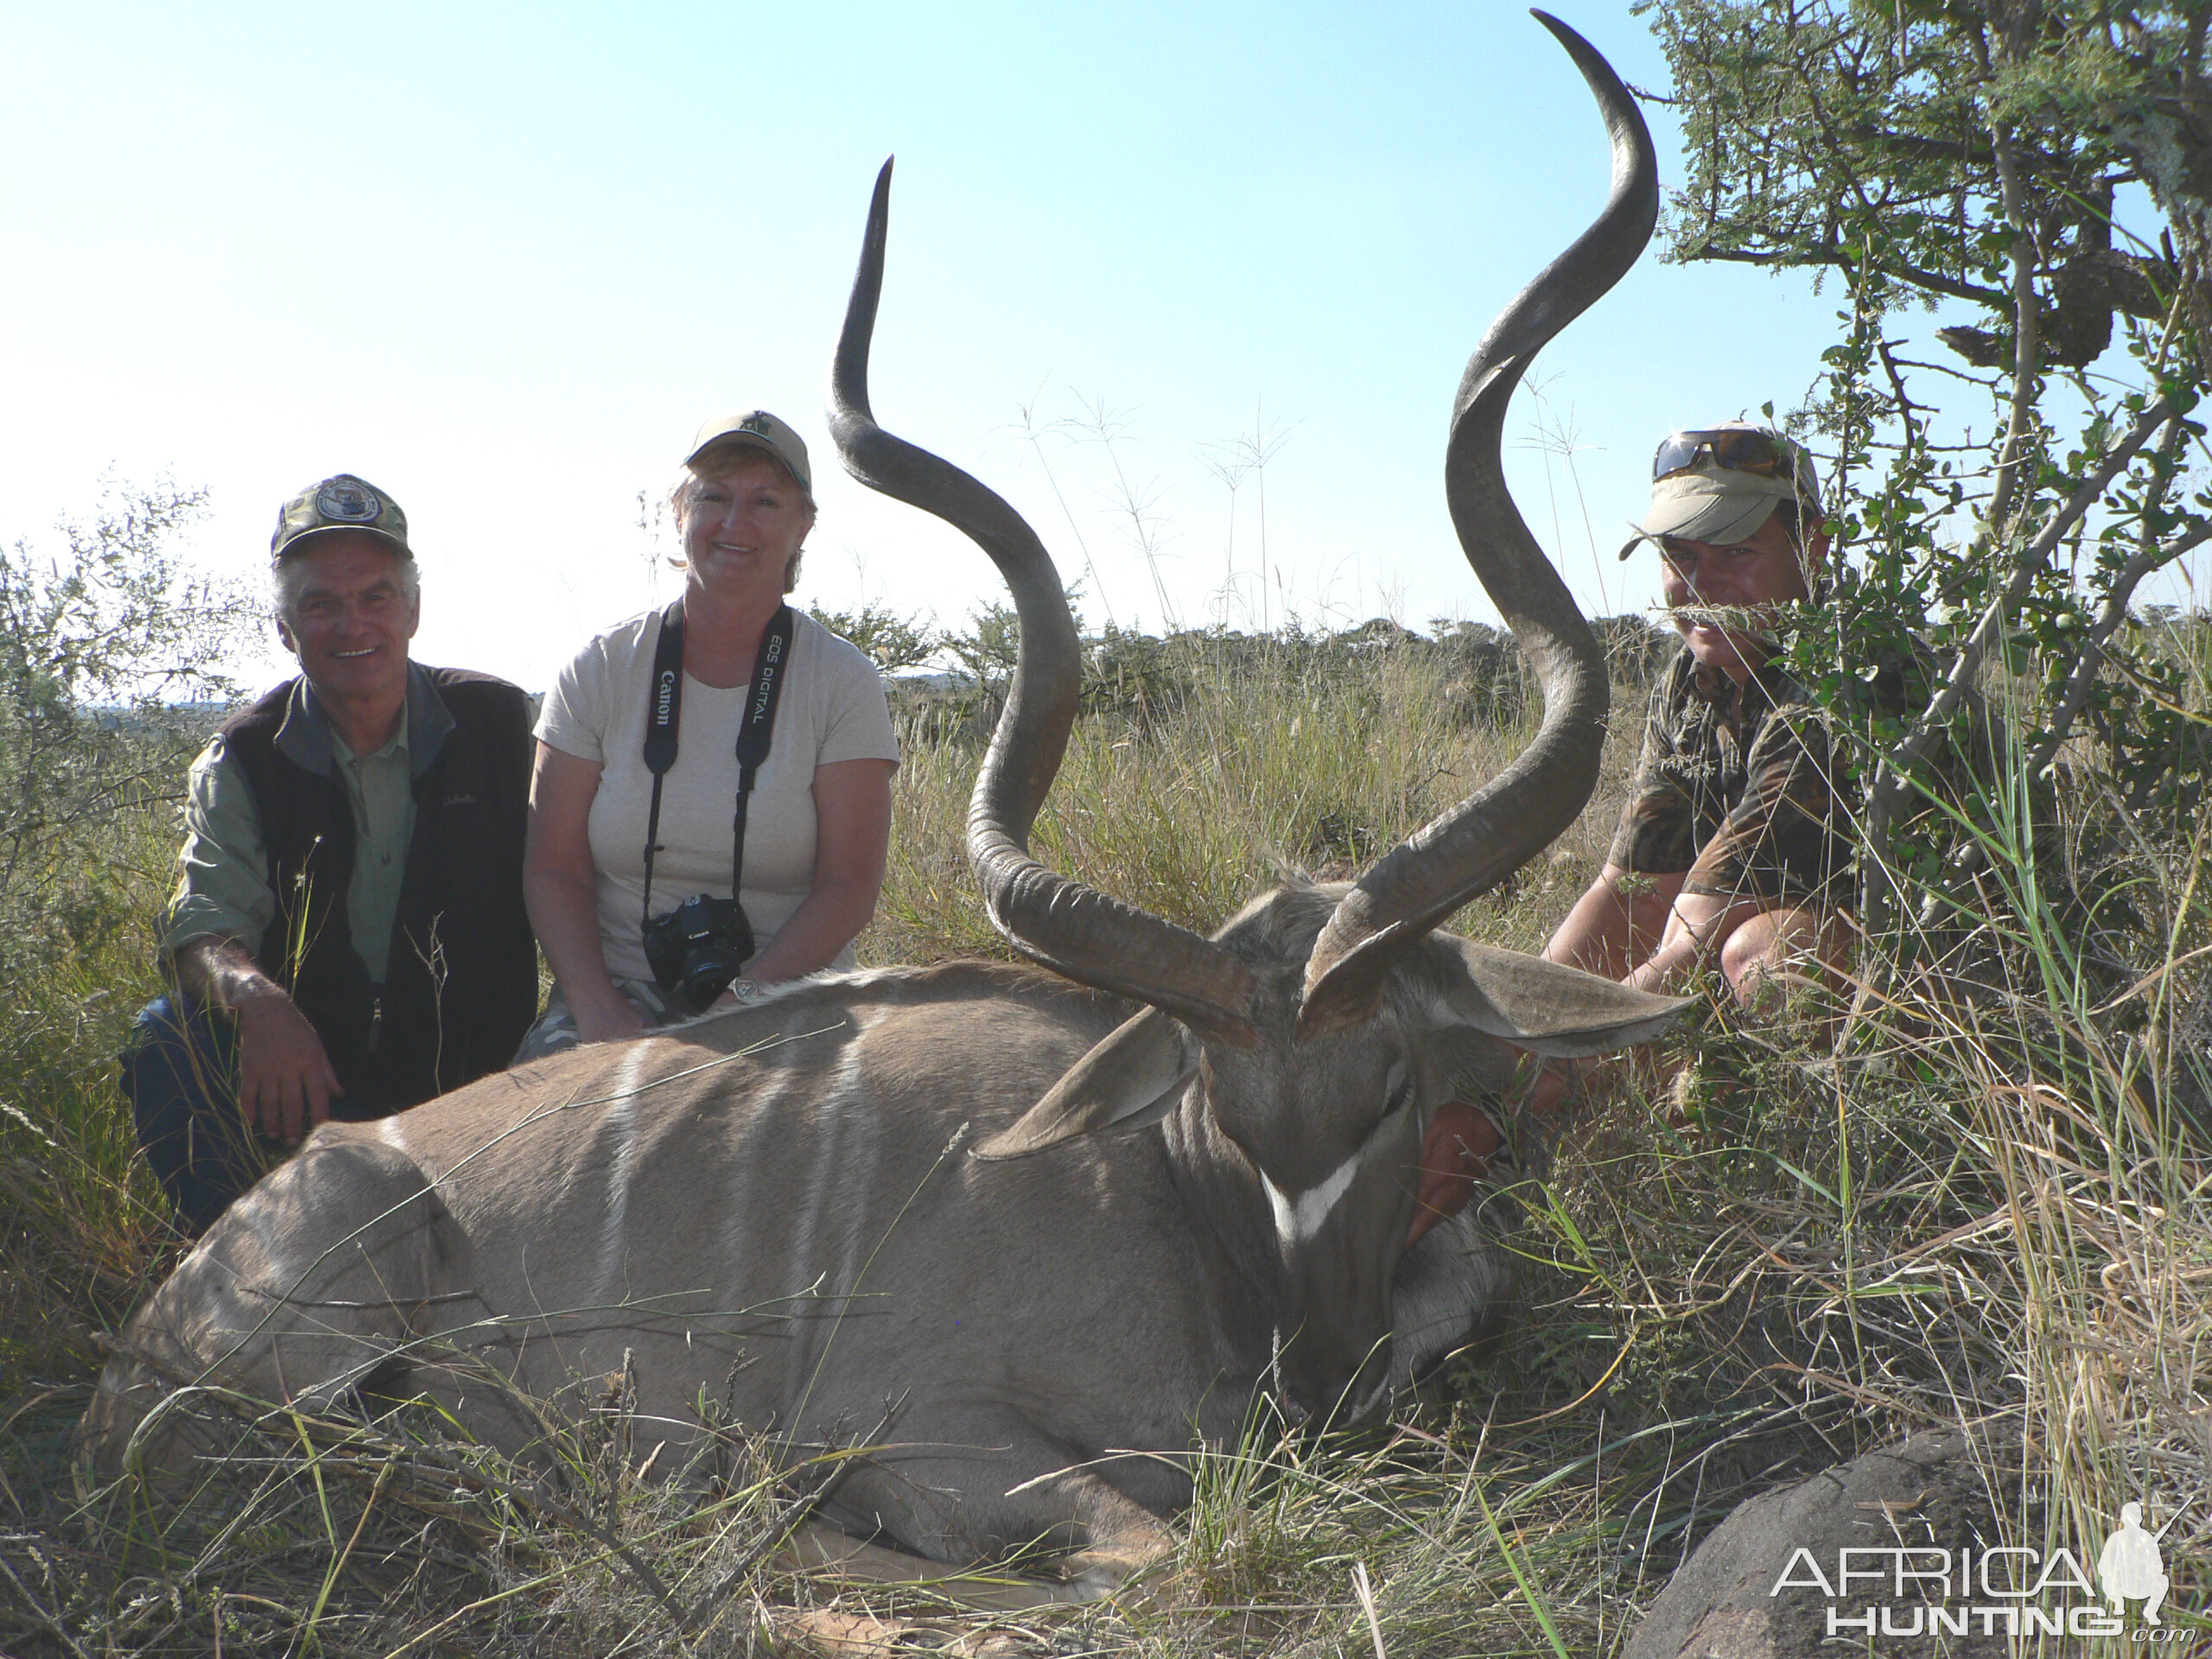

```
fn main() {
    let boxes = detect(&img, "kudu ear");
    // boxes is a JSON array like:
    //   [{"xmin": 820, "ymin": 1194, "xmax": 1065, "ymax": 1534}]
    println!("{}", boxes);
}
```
[
  {"xmin": 1433, "ymin": 938, "xmax": 1692, "ymax": 1057},
  {"xmin": 972, "ymin": 1006, "xmax": 1197, "ymax": 1160}
]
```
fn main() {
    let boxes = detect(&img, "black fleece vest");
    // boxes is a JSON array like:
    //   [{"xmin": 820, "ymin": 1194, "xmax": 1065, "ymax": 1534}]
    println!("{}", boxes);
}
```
[{"xmin": 219, "ymin": 668, "xmax": 538, "ymax": 1116}]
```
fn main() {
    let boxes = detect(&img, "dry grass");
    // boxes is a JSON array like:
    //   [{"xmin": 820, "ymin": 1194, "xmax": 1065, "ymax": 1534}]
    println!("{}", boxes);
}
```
[
  {"xmin": 3, "ymin": 629, "xmax": 2207, "ymax": 1655},
  {"xmin": 870, "ymin": 635, "xmax": 1625, "ymax": 967}
]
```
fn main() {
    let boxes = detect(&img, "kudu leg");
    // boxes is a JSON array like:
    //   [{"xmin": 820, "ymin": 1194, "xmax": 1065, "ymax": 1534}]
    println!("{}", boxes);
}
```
[
  {"xmin": 781, "ymin": 1522, "xmax": 1079, "ymax": 1611},
  {"xmin": 817, "ymin": 1414, "xmax": 1178, "ymax": 1602}
]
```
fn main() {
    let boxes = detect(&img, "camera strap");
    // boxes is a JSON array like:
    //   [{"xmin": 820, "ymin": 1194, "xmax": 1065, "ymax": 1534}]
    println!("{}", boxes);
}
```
[
  {"xmin": 638, "ymin": 600, "xmax": 796, "ymax": 929},
  {"xmin": 728, "ymin": 603, "xmax": 795, "ymax": 899}
]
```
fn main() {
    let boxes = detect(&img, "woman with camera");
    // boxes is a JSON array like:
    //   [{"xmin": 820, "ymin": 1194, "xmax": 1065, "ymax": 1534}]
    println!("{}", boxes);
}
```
[{"xmin": 517, "ymin": 412, "xmax": 900, "ymax": 1058}]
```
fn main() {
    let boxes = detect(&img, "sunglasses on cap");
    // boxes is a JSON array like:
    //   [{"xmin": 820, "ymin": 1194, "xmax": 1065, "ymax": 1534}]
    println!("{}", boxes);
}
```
[{"xmin": 1652, "ymin": 428, "xmax": 1808, "ymax": 484}]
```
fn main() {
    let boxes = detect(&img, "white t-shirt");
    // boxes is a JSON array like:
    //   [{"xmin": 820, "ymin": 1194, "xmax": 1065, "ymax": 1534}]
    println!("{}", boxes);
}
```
[{"xmin": 536, "ymin": 607, "xmax": 901, "ymax": 982}]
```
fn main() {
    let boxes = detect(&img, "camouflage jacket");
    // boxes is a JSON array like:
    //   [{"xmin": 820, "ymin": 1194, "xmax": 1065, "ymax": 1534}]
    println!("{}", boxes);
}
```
[{"xmin": 1606, "ymin": 645, "xmax": 1922, "ymax": 906}]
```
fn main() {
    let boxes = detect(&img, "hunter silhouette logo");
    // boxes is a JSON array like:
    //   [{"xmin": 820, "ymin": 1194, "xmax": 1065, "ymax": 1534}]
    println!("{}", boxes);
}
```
[{"xmin": 2099, "ymin": 1503, "xmax": 2171, "ymax": 1625}]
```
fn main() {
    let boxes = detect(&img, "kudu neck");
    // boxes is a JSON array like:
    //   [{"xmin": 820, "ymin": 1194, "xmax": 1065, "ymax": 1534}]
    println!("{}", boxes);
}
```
[{"xmin": 1161, "ymin": 1085, "xmax": 1293, "ymax": 1324}]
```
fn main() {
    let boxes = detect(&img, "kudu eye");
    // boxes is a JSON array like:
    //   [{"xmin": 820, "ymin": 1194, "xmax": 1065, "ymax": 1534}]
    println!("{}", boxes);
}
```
[{"xmin": 1380, "ymin": 1060, "xmax": 1413, "ymax": 1117}]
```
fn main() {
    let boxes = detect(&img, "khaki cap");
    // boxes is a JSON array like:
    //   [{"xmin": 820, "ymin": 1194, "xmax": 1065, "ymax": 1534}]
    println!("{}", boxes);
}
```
[
  {"xmin": 686, "ymin": 409, "xmax": 812, "ymax": 497},
  {"xmin": 1617, "ymin": 424, "xmax": 1821, "ymax": 559},
  {"xmin": 271, "ymin": 474, "xmax": 411, "ymax": 561}
]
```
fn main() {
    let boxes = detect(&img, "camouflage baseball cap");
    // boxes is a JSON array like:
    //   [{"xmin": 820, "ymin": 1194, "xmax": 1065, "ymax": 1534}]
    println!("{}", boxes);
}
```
[
  {"xmin": 1617, "ymin": 424, "xmax": 1821, "ymax": 559},
  {"xmin": 685, "ymin": 410, "xmax": 812, "ymax": 496},
  {"xmin": 271, "ymin": 474, "xmax": 411, "ymax": 561}
]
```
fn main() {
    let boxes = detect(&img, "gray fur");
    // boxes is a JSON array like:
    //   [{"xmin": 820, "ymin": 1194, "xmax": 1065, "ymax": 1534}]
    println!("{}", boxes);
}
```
[{"xmin": 85, "ymin": 927, "xmax": 1666, "ymax": 1592}]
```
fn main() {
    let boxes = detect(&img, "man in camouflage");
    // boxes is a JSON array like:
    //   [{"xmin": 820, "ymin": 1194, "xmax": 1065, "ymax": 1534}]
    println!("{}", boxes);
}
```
[
  {"xmin": 1407, "ymin": 424, "xmax": 1867, "ymax": 1188},
  {"xmin": 1546, "ymin": 423, "xmax": 1856, "ymax": 1003}
]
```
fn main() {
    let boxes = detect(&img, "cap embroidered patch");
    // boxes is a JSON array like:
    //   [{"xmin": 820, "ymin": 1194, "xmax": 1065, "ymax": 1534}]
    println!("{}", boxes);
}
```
[
  {"xmin": 685, "ymin": 409, "xmax": 813, "ymax": 495},
  {"xmin": 315, "ymin": 479, "xmax": 384, "ymax": 523},
  {"xmin": 271, "ymin": 473, "xmax": 412, "ymax": 558}
]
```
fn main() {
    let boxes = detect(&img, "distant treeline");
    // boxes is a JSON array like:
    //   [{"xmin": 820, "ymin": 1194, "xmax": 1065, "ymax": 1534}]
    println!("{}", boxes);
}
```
[{"xmin": 817, "ymin": 606, "xmax": 1681, "ymax": 741}]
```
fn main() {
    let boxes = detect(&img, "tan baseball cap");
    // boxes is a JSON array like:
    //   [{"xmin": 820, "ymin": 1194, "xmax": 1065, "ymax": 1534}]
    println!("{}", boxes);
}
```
[
  {"xmin": 685, "ymin": 409, "xmax": 812, "ymax": 496},
  {"xmin": 271, "ymin": 474, "xmax": 411, "ymax": 561},
  {"xmin": 1617, "ymin": 423, "xmax": 1821, "ymax": 559}
]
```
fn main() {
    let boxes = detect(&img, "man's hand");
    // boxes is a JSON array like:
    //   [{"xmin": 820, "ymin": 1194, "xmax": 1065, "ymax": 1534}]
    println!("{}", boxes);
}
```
[
  {"xmin": 232, "ymin": 985, "xmax": 343, "ymax": 1144},
  {"xmin": 174, "ymin": 935, "xmax": 344, "ymax": 1146}
]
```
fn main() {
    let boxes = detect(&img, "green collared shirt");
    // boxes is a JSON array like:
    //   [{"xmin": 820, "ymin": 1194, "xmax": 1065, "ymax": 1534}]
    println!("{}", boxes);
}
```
[{"xmin": 162, "ymin": 681, "xmax": 438, "ymax": 986}]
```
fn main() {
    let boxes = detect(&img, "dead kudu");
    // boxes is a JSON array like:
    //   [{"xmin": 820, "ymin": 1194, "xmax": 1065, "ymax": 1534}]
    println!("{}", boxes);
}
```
[{"xmin": 82, "ymin": 14, "xmax": 1682, "ymax": 1600}]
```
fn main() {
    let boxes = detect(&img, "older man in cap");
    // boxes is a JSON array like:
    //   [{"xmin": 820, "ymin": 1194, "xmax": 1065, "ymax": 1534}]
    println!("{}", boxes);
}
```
[
  {"xmin": 122, "ymin": 475, "xmax": 538, "ymax": 1235},
  {"xmin": 1545, "ymin": 423, "xmax": 1856, "ymax": 1005}
]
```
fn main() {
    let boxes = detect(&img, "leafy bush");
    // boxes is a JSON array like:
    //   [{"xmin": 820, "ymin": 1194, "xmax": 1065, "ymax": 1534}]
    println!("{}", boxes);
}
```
[
  {"xmin": 803, "ymin": 599, "xmax": 937, "ymax": 673},
  {"xmin": 0, "ymin": 482, "xmax": 254, "ymax": 1412},
  {"xmin": 0, "ymin": 480, "xmax": 251, "ymax": 981}
]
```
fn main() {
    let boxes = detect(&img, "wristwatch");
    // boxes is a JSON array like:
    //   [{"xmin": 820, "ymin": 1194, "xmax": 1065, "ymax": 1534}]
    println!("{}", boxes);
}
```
[{"xmin": 728, "ymin": 978, "xmax": 768, "ymax": 1005}]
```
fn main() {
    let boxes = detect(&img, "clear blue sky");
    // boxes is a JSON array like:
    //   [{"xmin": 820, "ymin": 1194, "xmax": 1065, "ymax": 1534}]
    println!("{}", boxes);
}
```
[{"xmin": 1, "ymin": 2, "xmax": 1847, "ymax": 692}]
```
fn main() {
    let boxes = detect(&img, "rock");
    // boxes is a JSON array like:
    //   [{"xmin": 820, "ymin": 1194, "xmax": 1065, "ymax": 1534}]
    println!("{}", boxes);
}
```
[{"xmin": 1623, "ymin": 1428, "xmax": 2044, "ymax": 1659}]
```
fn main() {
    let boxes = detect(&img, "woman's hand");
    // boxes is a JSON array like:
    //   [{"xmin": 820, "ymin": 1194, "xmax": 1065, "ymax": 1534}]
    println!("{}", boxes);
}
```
[{"xmin": 569, "ymin": 990, "xmax": 651, "ymax": 1045}]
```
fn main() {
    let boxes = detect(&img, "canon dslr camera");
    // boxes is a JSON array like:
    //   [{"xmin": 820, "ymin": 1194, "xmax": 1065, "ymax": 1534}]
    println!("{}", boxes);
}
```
[{"xmin": 642, "ymin": 893, "xmax": 755, "ymax": 1010}]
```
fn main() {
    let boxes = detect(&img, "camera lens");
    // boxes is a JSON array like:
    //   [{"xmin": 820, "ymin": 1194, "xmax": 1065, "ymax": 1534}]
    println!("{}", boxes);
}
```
[
  {"xmin": 643, "ymin": 894, "xmax": 755, "ymax": 1008},
  {"xmin": 679, "ymin": 945, "xmax": 747, "ymax": 1008}
]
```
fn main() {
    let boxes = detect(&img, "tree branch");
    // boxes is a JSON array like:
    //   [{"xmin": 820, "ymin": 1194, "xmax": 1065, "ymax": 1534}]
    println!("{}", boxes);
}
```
[
  {"xmin": 1681, "ymin": 242, "xmax": 2008, "ymax": 308},
  {"xmin": 1840, "ymin": 125, "xmax": 1992, "ymax": 167},
  {"xmin": 2029, "ymin": 522, "xmax": 2212, "ymax": 779},
  {"xmin": 1986, "ymin": 111, "xmax": 2044, "ymax": 537},
  {"xmin": 1868, "ymin": 396, "xmax": 2176, "ymax": 822}
]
